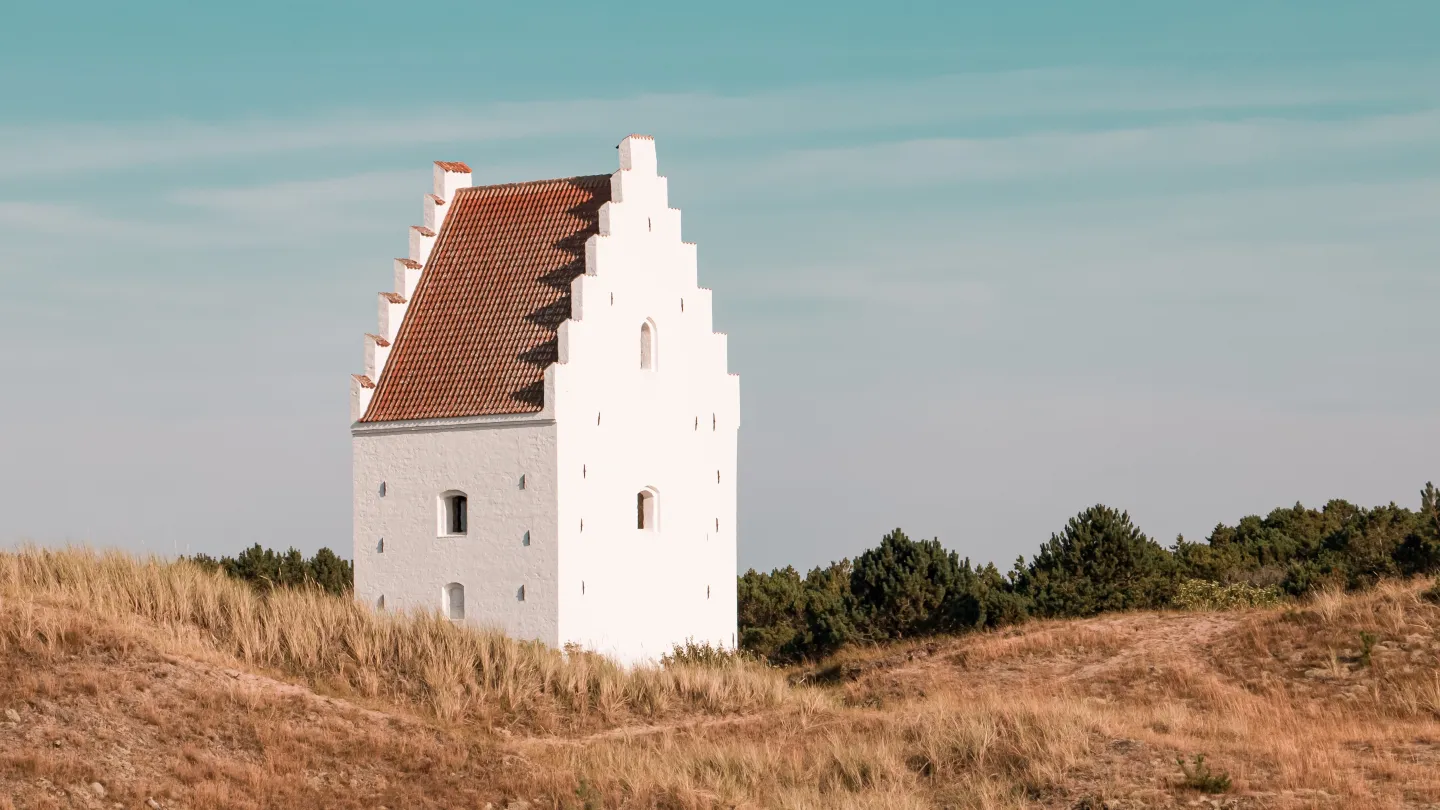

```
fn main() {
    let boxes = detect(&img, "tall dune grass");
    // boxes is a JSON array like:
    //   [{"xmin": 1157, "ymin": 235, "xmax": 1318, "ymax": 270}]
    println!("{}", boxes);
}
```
[{"xmin": 0, "ymin": 546, "xmax": 792, "ymax": 729}]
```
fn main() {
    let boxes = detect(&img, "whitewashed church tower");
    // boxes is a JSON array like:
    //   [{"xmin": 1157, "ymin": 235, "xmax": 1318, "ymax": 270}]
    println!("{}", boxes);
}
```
[{"xmin": 350, "ymin": 136, "xmax": 739, "ymax": 663}]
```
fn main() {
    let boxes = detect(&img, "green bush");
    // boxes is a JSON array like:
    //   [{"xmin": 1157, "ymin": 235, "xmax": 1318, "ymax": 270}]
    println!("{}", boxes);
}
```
[
  {"xmin": 737, "ymin": 561, "xmax": 854, "ymax": 664},
  {"xmin": 850, "ymin": 530, "xmax": 984, "ymax": 640},
  {"xmin": 1176, "ymin": 754, "xmax": 1231, "ymax": 793},
  {"xmin": 186, "ymin": 544, "xmax": 352, "ymax": 596},
  {"xmin": 1171, "ymin": 579, "xmax": 1284, "ymax": 611},
  {"xmin": 660, "ymin": 639, "xmax": 753, "ymax": 669},
  {"xmin": 1013, "ymin": 505, "xmax": 1177, "ymax": 618}
]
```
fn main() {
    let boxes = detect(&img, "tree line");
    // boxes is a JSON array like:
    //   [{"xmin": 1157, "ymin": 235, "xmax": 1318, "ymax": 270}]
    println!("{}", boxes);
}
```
[
  {"xmin": 186, "ymin": 544, "xmax": 352, "ymax": 596},
  {"xmin": 738, "ymin": 483, "xmax": 1440, "ymax": 662}
]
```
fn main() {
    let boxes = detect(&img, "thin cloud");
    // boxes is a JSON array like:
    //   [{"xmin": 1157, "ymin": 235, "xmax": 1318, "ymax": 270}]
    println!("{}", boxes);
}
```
[
  {"xmin": 733, "ymin": 110, "xmax": 1440, "ymax": 192},
  {"xmin": 2, "ymin": 63, "xmax": 1438, "ymax": 179}
]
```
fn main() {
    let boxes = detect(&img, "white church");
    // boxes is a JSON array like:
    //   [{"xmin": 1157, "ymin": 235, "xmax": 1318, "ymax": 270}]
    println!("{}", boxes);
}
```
[{"xmin": 349, "ymin": 135, "xmax": 739, "ymax": 664}]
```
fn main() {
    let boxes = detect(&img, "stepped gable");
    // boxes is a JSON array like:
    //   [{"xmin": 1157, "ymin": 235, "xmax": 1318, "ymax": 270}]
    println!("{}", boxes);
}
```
[{"xmin": 362, "ymin": 174, "xmax": 612, "ymax": 422}]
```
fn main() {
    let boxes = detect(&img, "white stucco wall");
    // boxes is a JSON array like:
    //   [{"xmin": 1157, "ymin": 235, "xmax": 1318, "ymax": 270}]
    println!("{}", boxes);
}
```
[
  {"xmin": 352, "ymin": 416, "xmax": 560, "ymax": 645},
  {"xmin": 551, "ymin": 135, "xmax": 740, "ymax": 664}
]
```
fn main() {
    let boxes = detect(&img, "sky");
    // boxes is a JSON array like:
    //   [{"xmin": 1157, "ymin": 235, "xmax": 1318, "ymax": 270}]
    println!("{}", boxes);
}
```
[{"xmin": 1, "ymin": 1, "xmax": 1438, "ymax": 573}]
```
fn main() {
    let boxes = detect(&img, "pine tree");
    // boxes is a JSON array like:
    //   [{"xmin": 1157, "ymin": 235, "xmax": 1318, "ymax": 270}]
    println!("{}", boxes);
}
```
[
  {"xmin": 1016, "ymin": 505, "xmax": 1176, "ymax": 618},
  {"xmin": 1397, "ymin": 482, "xmax": 1440, "ymax": 576},
  {"xmin": 850, "ymin": 529, "xmax": 980, "ymax": 640}
]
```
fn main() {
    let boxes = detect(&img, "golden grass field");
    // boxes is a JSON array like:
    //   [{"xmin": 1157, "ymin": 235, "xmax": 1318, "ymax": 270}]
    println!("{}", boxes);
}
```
[{"xmin": 2, "ymin": 547, "xmax": 1439, "ymax": 809}]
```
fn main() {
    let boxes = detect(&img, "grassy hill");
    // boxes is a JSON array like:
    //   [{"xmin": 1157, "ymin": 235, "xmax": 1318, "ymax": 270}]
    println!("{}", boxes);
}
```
[{"xmin": 2, "ymin": 549, "xmax": 1438, "ymax": 809}]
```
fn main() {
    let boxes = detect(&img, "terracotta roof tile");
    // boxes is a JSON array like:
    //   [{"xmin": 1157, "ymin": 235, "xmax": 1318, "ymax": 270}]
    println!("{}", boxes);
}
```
[
  {"xmin": 379, "ymin": 292, "xmax": 407, "ymax": 304},
  {"xmin": 361, "ymin": 174, "xmax": 612, "ymax": 422},
  {"xmin": 353, "ymin": 374, "xmax": 375, "ymax": 389},
  {"xmin": 365, "ymin": 333, "xmax": 391, "ymax": 347},
  {"xmin": 434, "ymin": 161, "xmax": 472, "ymax": 173},
  {"xmin": 410, "ymin": 226, "xmax": 436, "ymax": 237},
  {"xmin": 396, "ymin": 258, "xmax": 422, "ymax": 269}
]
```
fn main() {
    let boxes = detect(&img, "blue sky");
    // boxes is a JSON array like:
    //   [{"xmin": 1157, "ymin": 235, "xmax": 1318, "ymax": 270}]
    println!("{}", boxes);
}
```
[{"xmin": 2, "ymin": 2, "xmax": 1438, "ymax": 571}]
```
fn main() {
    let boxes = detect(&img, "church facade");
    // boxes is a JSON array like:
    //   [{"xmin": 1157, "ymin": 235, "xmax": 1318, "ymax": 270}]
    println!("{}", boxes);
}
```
[{"xmin": 350, "ymin": 136, "xmax": 739, "ymax": 663}]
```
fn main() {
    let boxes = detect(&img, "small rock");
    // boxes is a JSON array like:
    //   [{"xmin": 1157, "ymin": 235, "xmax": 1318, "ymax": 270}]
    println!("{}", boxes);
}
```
[
  {"xmin": 3, "ymin": 708, "xmax": 19, "ymax": 722},
  {"xmin": 224, "ymin": 669, "xmax": 241, "ymax": 679},
  {"xmin": 90, "ymin": 782, "xmax": 106, "ymax": 798},
  {"xmin": 51, "ymin": 739, "xmax": 62, "ymax": 747},
  {"xmin": 146, "ymin": 798, "xmax": 162, "ymax": 809}
]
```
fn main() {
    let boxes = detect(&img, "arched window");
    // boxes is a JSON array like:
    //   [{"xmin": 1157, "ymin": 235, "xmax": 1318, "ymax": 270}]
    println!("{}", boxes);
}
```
[
  {"xmin": 439, "ymin": 491, "xmax": 467, "ymax": 535},
  {"xmin": 637, "ymin": 488, "xmax": 658, "ymax": 530},
  {"xmin": 444, "ymin": 583, "xmax": 464, "ymax": 621},
  {"xmin": 640, "ymin": 320, "xmax": 656, "ymax": 370}
]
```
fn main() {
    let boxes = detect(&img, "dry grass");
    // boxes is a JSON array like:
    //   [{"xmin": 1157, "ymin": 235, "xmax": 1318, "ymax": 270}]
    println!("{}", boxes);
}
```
[
  {"xmin": 0, "ymin": 546, "xmax": 792, "ymax": 732},
  {"xmin": 2, "ymin": 547, "xmax": 1438, "ymax": 809}
]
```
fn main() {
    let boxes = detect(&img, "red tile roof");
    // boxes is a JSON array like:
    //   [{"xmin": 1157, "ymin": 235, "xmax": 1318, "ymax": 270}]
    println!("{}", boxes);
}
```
[
  {"xmin": 361, "ymin": 174, "xmax": 612, "ymax": 422},
  {"xmin": 434, "ymin": 161, "xmax": 472, "ymax": 173}
]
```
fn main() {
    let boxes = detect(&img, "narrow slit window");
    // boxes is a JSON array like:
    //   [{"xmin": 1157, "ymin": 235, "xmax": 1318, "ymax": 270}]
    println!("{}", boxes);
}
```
[
  {"xmin": 522, "ymin": 530, "xmax": 531, "ymax": 547},
  {"xmin": 378, "ymin": 481, "xmax": 386, "ymax": 497},
  {"xmin": 377, "ymin": 537, "xmax": 384, "ymax": 553},
  {"xmin": 441, "ymin": 492, "xmax": 468, "ymax": 535},
  {"xmin": 637, "ymin": 489, "xmax": 657, "ymax": 530},
  {"xmin": 640, "ymin": 320, "xmax": 656, "ymax": 370},
  {"xmin": 517, "ymin": 585, "xmax": 526, "ymax": 602},
  {"xmin": 518, "ymin": 474, "xmax": 527, "ymax": 490},
  {"xmin": 445, "ymin": 583, "xmax": 464, "ymax": 621},
  {"xmin": 376, "ymin": 595, "xmax": 385, "ymax": 611}
]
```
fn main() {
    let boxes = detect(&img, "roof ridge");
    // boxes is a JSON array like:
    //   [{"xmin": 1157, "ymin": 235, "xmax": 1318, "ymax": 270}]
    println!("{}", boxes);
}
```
[{"xmin": 456, "ymin": 174, "xmax": 611, "ymax": 196}]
